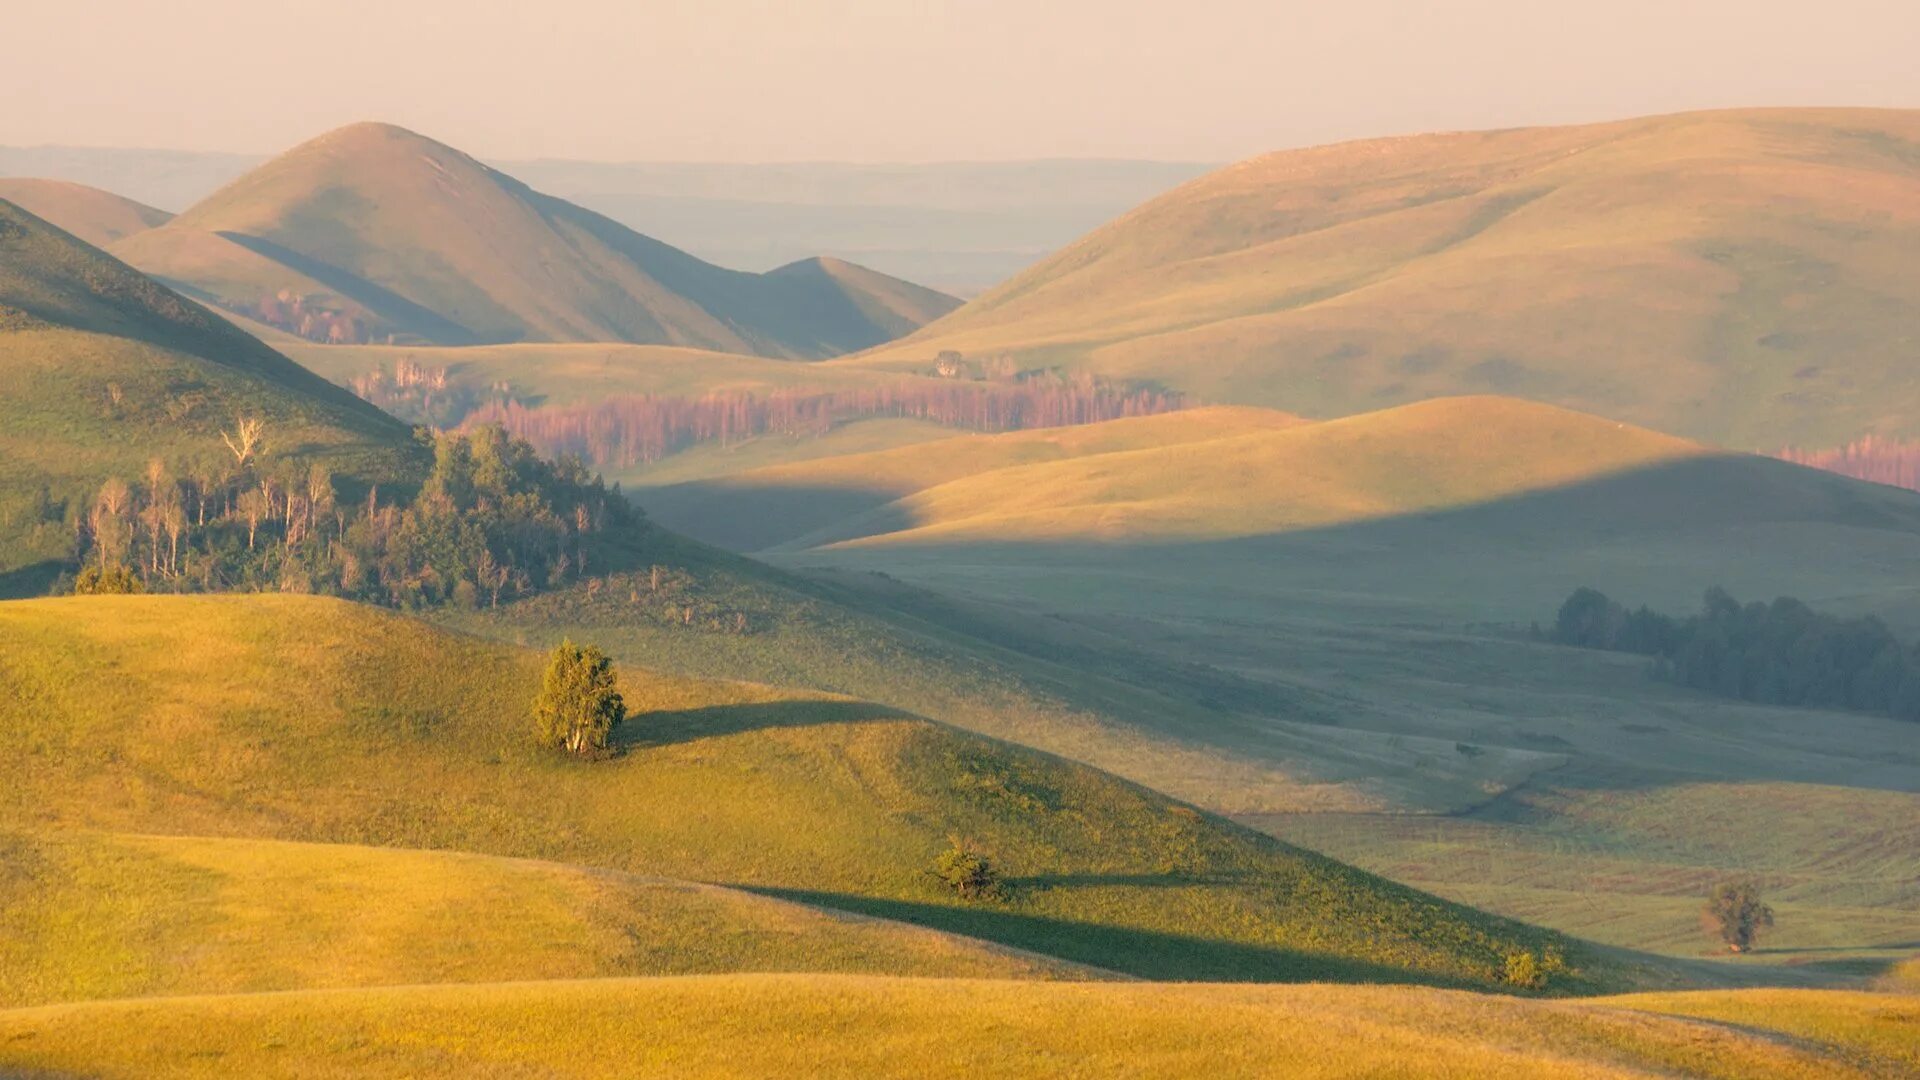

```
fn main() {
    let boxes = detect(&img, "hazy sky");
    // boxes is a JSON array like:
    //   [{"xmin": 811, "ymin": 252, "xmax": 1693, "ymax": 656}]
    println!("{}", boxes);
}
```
[{"xmin": 10, "ymin": 0, "xmax": 1918, "ymax": 162}]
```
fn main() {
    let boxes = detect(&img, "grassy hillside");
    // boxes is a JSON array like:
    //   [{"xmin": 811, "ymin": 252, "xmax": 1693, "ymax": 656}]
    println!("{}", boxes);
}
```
[
  {"xmin": 0, "ymin": 976, "xmax": 1910, "ymax": 1079},
  {"xmin": 114, "ymin": 122, "xmax": 959, "ymax": 356},
  {"xmin": 0, "ymin": 200, "xmax": 420, "ymax": 579},
  {"xmin": 0, "ymin": 593, "xmax": 1604, "ymax": 990},
  {"xmin": 644, "ymin": 405, "xmax": 1305, "ymax": 550},
  {"xmin": 0, "ymin": 831, "xmax": 1089, "ymax": 1007},
  {"xmin": 854, "ymin": 108, "xmax": 1920, "ymax": 448},
  {"xmin": 0, "ymin": 179, "xmax": 170, "ymax": 247}
]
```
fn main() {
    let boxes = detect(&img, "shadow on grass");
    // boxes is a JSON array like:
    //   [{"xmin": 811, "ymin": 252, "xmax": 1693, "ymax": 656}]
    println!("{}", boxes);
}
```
[
  {"xmin": 620, "ymin": 698, "xmax": 907, "ymax": 749},
  {"xmin": 1004, "ymin": 870, "xmax": 1268, "ymax": 889},
  {"xmin": 0, "ymin": 560, "xmax": 63, "ymax": 599},
  {"xmin": 751, "ymin": 886, "xmax": 1478, "ymax": 987}
]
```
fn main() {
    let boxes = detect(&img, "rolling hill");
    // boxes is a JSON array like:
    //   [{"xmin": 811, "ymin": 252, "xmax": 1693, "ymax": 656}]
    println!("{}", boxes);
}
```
[
  {"xmin": 854, "ymin": 108, "xmax": 1920, "ymax": 449},
  {"xmin": 0, "ymin": 978, "xmax": 1910, "ymax": 1079},
  {"xmin": 641, "ymin": 395, "xmax": 1920, "ymax": 557},
  {"xmin": 0, "ymin": 592, "xmax": 1615, "ymax": 991},
  {"xmin": 0, "ymin": 199, "xmax": 421, "ymax": 580},
  {"xmin": 0, "ymin": 831, "xmax": 1087, "ymax": 1007},
  {"xmin": 0, "ymin": 178, "xmax": 170, "ymax": 247},
  {"xmin": 112, "ymin": 122, "xmax": 959, "ymax": 355}
]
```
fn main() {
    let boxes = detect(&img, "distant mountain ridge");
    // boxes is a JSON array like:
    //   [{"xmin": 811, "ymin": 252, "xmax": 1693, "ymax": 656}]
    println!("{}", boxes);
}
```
[
  {"xmin": 110, "ymin": 122, "xmax": 960, "ymax": 355},
  {"xmin": 856, "ymin": 107, "xmax": 1920, "ymax": 449},
  {"xmin": 0, "ymin": 146, "xmax": 1213, "ymax": 292}
]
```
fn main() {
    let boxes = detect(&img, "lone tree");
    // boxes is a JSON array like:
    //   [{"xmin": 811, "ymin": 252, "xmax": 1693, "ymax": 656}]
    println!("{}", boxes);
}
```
[
  {"xmin": 533, "ymin": 639, "xmax": 627, "ymax": 756},
  {"xmin": 930, "ymin": 836, "xmax": 1004, "ymax": 902},
  {"xmin": 1703, "ymin": 880, "xmax": 1774, "ymax": 953}
]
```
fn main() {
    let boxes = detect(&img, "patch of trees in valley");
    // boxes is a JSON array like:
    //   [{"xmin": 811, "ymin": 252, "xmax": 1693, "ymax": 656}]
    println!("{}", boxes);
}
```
[
  {"xmin": 68, "ymin": 420, "xmax": 635, "ymax": 609},
  {"xmin": 349, "ymin": 357, "xmax": 514, "ymax": 428},
  {"xmin": 451, "ymin": 372, "xmax": 1183, "ymax": 471},
  {"xmin": 239, "ymin": 290, "xmax": 372, "ymax": 344},
  {"xmin": 1775, "ymin": 436, "xmax": 1920, "ymax": 493},
  {"xmin": 1552, "ymin": 585, "xmax": 1920, "ymax": 722}
]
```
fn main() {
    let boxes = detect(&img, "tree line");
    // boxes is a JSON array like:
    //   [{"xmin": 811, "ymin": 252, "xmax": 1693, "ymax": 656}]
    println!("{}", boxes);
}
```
[
  {"xmin": 1551, "ymin": 586, "xmax": 1920, "ymax": 721},
  {"xmin": 69, "ymin": 418, "xmax": 637, "ymax": 609},
  {"xmin": 1775, "ymin": 435, "xmax": 1920, "ymax": 494},
  {"xmin": 460, "ymin": 373, "xmax": 1187, "ymax": 471}
]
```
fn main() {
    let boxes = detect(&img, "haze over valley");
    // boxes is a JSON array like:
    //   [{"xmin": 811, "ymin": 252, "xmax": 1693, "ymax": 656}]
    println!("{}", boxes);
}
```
[{"xmin": 1, "ymin": 3, "xmax": 1916, "ymax": 1076}]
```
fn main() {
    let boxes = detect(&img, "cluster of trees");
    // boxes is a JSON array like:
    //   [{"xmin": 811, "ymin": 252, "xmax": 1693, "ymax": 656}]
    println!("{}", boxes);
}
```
[
  {"xmin": 462, "ymin": 373, "xmax": 1187, "ymax": 471},
  {"xmin": 243, "ymin": 290, "xmax": 371, "ymax": 344},
  {"xmin": 70, "ymin": 419, "xmax": 636, "ymax": 609},
  {"xmin": 1776, "ymin": 435, "xmax": 1920, "ymax": 494},
  {"xmin": 1551, "ymin": 586, "xmax": 1920, "ymax": 721},
  {"xmin": 348, "ymin": 357, "xmax": 514, "ymax": 428}
]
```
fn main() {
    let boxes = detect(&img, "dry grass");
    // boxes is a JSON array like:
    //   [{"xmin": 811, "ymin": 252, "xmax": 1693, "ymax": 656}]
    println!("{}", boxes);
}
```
[
  {"xmin": 0, "ymin": 831, "xmax": 1091, "ymax": 1007},
  {"xmin": 0, "ymin": 976, "xmax": 1904, "ymax": 1079}
]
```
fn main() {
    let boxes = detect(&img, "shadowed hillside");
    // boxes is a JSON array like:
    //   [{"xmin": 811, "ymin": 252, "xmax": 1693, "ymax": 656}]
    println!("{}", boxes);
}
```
[
  {"xmin": 0, "ymin": 200, "xmax": 421, "ymax": 578},
  {"xmin": 113, "ymin": 122, "xmax": 959, "ymax": 354},
  {"xmin": 855, "ymin": 108, "xmax": 1920, "ymax": 448},
  {"xmin": 0, "ymin": 179, "xmax": 170, "ymax": 247}
]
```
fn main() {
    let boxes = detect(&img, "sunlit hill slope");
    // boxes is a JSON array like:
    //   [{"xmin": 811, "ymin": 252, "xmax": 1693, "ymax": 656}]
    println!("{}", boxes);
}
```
[{"xmin": 857, "ymin": 108, "xmax": 1920, "ymax": 448}]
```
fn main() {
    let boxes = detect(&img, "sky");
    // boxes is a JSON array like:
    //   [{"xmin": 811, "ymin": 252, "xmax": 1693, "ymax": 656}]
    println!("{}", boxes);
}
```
[{"xmin": 9, "ymin": 0, "xmax": 1919, "ymax": 162}]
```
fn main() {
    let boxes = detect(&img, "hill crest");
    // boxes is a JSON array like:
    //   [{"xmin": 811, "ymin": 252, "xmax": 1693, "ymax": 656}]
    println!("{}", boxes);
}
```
[{"xmin": 115, "ymin": 122, "xmax": 960, "ymax": 355}]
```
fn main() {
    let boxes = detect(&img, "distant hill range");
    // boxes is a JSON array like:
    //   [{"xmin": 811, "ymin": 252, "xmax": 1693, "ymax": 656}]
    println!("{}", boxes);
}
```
[
  {"xmin": 0, "ymin": 142, "xmax": 1210, "ymax": 297},
  {"xmin": 858, "ymin": 108, "xmax": 1920, "ymax": 449},
  {"xmin": 98, "ymin": 123, "xmax": 960, "ymax": 356}
]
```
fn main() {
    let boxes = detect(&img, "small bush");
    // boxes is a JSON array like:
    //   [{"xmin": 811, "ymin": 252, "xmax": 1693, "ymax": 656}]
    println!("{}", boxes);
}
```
[
  {"xmin": 931, "ymin": 836, "xmax": 1005, "ymax": 902},
  {"xmin": 1502, "ymin": 945, "xmax": 1567, "ymax": 990},
  {"xmin": 73, "ymin": 564, "xmax": 143, "ymax": 595},
  {"xmin": 1503, "ymin": 950, "xmax": 1543, "ymax": 988}
]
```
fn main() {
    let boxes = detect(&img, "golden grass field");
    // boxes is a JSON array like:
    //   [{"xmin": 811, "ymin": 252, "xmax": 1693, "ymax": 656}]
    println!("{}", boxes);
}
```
[
  {"xmin": 0, "ymin": 976, "xmax": 1911, "ymax": 1079},
  {"xmin": 0, "ymin": 832, "xmax": 1090, "ymax": 1008}
]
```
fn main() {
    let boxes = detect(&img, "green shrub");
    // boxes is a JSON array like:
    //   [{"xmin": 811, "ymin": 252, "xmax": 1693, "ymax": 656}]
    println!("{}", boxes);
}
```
[
  {"xmin": 1503, "ymin": 950, "xmax": 1542, "ymax": 989},
  {"xmin": 72, "ymin": 564, "xmax": 143, "ymax": 595},
  {"xmin": 930, "ymin": 836, "xmax": 1005, "ymax": 902}
]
